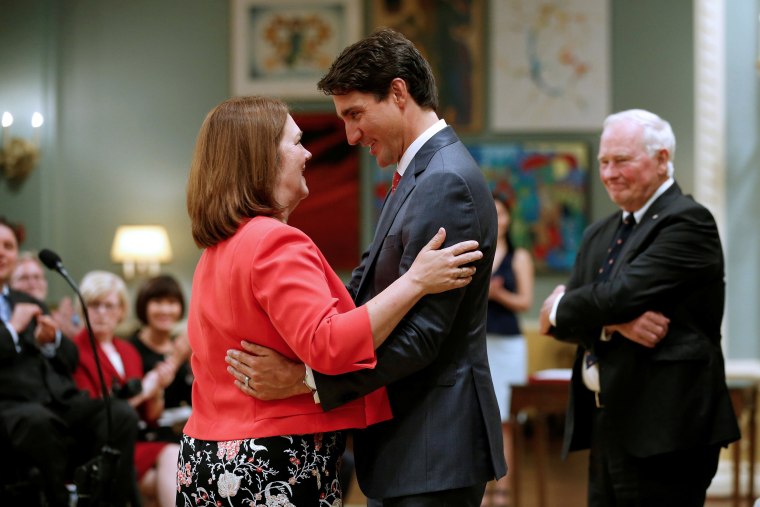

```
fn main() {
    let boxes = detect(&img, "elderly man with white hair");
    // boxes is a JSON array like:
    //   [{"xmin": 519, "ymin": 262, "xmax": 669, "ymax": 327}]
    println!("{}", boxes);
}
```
[{"xmin": 539, "ymin": 109, "xmax": 740, "ymax": 506}]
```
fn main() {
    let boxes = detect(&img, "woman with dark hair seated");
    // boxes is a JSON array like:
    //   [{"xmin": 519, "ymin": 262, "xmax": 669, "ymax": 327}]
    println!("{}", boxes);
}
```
[{"xmin": 129, "ymin": 273, "xmax": 193, "ymax": 437}]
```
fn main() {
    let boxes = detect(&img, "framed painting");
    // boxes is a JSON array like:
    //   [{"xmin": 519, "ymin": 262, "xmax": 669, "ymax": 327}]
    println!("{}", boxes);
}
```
[
  {"xmin": 366, "ymin": 141, "xmax": 590, "ymax": 272},
  {"xmin": 490, "ymin": 0, "xmax": 610, "ymax": 132},
  {"xmin": 288, "ymin": 112, "xmax": 359, "ymax": 272},
  {"xmin": 231, "ymin": 0, "xmax": 362, "ymax": 99},
  {"xmin": 370, "ymin": 0, "xmax": 485, "ymax": 133},
  {"xmin": 469, "ymin": 141, "xmax": 590, "ymax": 272}
]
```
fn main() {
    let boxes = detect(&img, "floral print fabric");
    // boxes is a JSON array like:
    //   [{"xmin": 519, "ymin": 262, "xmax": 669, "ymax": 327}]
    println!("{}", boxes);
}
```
[{"xmin": 176, "ymin": 431, "xmax": 346, "ymax": 507}]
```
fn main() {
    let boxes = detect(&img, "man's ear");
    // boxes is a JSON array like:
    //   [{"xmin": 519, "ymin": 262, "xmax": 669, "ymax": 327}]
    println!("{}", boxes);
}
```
[
  {"xmin": 656, "ymin": 149, "xmax": 670, "ymax": 174},
  {"xmin": 389, "ymin": 78, "xmax": 408, "ymax": 107}
]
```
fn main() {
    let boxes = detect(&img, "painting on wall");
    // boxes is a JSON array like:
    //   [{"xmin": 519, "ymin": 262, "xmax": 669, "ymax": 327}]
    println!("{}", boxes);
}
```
[
  {"xmin": 367, "ymin": 141, "xmax": 590, "ymax": 272},
  {"xmin": 231, "ymin": 0, "xmax": 362, "ymax": 99},
  {"xmin": 469, "ymin": 141, "xmax": 590, "ymax": 272},
  {"xmin": 490, "ymin": 0, "xmax": 610, "ymax": 132},
  {"xmin": 288, "ymin": 113, "xmax": 359, "ymax": 271},
  {"xmin": 371, "ymin": 0, "xmax": 484, "ymax": 133}
]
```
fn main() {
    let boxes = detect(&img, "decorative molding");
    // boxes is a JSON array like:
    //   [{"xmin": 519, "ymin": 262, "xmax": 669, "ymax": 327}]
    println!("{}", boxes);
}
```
[
  {"xmin": 694, "ymin": 0, "xmax": 727, "ymax": 348},
  {"xmin": 694, "ymin": 0, "xmax": 726, "ymax": 238}
]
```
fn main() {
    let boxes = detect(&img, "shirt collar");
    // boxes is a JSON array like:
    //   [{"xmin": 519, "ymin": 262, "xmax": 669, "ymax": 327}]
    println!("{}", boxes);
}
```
[
  {"xmin": 396, "ymin": 119, "xmax": 447, "ymax": 177},
  {"xmin": 624, "ymin": 177, "xmax": 674, "ymax": 224},
  {"xmin": 1, "ymin": 284, "xmax": 8, "ymax": 297}
]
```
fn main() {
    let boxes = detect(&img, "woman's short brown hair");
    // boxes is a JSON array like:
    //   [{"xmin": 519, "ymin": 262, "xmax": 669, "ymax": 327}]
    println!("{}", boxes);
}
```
[
  {"xmin": 134, "ymin": 274, "xmax": 186, "ymax": 325},
  {"xmin": 187, "ymin": 96, "xmax": 289, "ymax": 248}
]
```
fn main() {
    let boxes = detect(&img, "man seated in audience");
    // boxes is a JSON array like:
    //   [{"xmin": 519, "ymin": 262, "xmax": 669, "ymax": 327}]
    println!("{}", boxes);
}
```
[
  {"xmin": 10, "ymin": 251, "xmax": 48, "ymax": 301},
  {"xmin": 11, "ymin": 251, "xmax": 83, "ymax": 338},
  {"xmin": 0, "ymin": 216, "xmax": 139, "ymax": 506}
]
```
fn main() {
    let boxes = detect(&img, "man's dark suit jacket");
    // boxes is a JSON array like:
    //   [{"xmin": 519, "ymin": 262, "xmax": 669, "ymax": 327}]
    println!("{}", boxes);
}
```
[
  {"xmin": 552, "ymin": 182, "xmax": 740, "ymax": 459},
  {"xmin": 313, "ymin": 127, "xmax": 506, "ymax": 498},
  {"xmin": 0, "ymin": 288, "xmax": 81, "ymax": 407},
  {"xmin": 0, "ymin": 288, "xmax": 139, "ymax": 506}
]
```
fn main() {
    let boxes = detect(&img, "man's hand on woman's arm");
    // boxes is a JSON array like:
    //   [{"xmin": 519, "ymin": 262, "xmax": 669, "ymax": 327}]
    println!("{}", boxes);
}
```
[{"xmin": 226, "ymin": 341, "xmax": 310, "ymax": 400}]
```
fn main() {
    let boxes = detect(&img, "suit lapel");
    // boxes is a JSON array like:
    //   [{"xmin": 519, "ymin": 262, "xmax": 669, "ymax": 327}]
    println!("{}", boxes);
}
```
[
  {"xmin": 356, "ymin": 159, "xmax": 416, "ymax": 297},
  {"xmin": 585, "ymin": 215, "xmax": 622, "ymax": 283},
  {"xmin": 609, "ymin": 183, "xmax": 682, "ymax": 279},
  {"xmin": 355, "ymin": 127, "xmax": 460, "ymax": 298},
  {"xmin": 6, "ymin": 290, "xmax": 38, "ymax": 348}
]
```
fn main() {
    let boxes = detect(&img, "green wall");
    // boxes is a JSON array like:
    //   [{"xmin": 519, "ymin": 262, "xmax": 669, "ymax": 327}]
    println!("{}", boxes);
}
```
[
  {"xmin": 726, "ymin": 0, "xmax": 760, "ymax": 358},
  {"xmin": 1, "ymin": 0, "xmax": 229, "ymax": 304}
]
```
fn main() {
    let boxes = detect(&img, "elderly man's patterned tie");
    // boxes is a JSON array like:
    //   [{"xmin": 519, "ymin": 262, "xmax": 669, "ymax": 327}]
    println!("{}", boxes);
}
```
[{"xmin": 597, "ymin": 214, "xmax": 635, "ymax": 281}]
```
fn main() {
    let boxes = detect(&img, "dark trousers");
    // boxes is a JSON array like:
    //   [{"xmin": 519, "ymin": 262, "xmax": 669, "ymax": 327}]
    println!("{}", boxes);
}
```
[
  {"xmin": 1, "ymin": 395, "xmax": 139, "ymax": 507},
  {"xmin": 588, "ymin": 406, "xmax": 721, "ymax": 507},
  {"xmin": 367, "ymin": 483, "xmax": 487, "ymax": 507}
]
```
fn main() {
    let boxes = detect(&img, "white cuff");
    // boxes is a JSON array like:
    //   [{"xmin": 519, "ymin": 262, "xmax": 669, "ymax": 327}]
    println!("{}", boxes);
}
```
[
  {"xmin": 304, "ymin": 365, "xmax": 320, "ymax": 404},
  {"xmin": 549, "ymin": 293, "xmax": 564, "ymax": 327},
  {"xmin": 3, "ymin": 321, "xmax": 21, "ymax": 353}
]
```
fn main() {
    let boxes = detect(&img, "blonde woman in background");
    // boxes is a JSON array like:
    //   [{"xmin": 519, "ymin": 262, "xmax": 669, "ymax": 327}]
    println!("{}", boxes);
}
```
[{"xmin": 72, "ymin": 270, "xmax": 179, "ymax": 507}]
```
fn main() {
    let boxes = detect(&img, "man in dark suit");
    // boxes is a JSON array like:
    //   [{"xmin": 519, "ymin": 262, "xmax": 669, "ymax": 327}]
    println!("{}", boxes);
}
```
[
  {"xmin": 226, "ymin": 28, "xmax": 505, "ymax": 506},
  {"xmin": 0, "ymin": 216, "xmax": 139, "ymax": 507},
  {"xmin": 538, "ymin": 109, "xmax": 740, "ymax": 506}
]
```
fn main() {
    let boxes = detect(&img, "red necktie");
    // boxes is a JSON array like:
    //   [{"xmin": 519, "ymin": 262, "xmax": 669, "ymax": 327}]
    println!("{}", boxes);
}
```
[{"xmin": 391, "ymin": 171, "xmax": 401, "ymax": 193}]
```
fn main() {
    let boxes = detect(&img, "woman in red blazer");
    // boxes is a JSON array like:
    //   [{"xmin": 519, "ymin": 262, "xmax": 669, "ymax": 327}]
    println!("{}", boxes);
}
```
[
  {"xmin": 72, "ymin": 270, "xmax": 179, "ymax": 507},
  {"xmin": 180, "ymin": 96, "xmax": 482, "ymax": 506}
]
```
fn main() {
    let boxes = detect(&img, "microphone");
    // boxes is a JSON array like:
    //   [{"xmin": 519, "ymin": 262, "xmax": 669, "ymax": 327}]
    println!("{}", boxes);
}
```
[
  {"xmin": 38, "ymin": 247, "xmax": 62, "ymax": 270},
  {"xmin": 38, "ymin": 249, "xmax": 116, "ymax": 446},
  {"xmin": 39, "ymin": 248, "xmax": 78, "ymax": 291},
  {"xmin": 38, "ymin": 248, "xmax": 120, "ymax": 505}
]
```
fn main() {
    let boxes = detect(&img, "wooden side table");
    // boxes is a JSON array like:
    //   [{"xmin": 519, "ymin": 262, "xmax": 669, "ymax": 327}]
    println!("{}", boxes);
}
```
[
  {"xmin": 509, "ymin": 381, "xmax": 571, "ymax": 507},
  {"xmin": 727, "ymin": 380, "xmax": 758, "ymax": 507}
]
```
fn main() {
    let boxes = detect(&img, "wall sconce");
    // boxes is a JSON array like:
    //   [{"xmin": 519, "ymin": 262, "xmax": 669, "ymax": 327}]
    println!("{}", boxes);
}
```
[
  {"xmin": 111, "ymin": 225, "xmax": 173, "ymax": 279},
  {"xmin": 0, "ymin": 111, "xmax": 44, "ymax": 185}
]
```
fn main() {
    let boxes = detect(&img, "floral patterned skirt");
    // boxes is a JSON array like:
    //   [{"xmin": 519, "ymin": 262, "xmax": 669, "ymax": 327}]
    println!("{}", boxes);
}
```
[{"xmin": 176, "ymin": 431, "xmax": 346, "ymax": 507}]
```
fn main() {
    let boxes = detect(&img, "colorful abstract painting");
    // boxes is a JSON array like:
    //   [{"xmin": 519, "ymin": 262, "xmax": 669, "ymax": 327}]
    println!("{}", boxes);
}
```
[
  {"xmin": 470, "ymin": 142, "xmax": 590, "ymax": 272},
  {"xmin": 368, "ymin": 141, "xmax": 589, "ymax": 272}
]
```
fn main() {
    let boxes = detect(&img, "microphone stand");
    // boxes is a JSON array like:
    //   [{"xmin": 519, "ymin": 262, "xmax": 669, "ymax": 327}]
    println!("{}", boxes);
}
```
[
  {"xmin": 70, "ymin": 280, "xmax": 114, "ymax": 441},
  {"xmin": 40, "ymin": 253, "xmax": 120, "ymax": 507}
]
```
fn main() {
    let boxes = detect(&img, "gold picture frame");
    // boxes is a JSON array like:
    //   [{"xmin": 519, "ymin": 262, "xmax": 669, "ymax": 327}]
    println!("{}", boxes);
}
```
[{"xmin": 231, "ymin": 0, "xmax": 363, "ymax": 99}]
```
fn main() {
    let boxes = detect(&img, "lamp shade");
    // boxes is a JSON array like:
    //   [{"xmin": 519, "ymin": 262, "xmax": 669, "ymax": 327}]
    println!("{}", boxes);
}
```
[{"xmin": 111, "ymin": 225, "xmax": 173, "ymax": 263}]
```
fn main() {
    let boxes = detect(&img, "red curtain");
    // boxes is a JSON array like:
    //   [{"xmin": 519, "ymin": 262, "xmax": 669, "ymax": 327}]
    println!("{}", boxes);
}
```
[{"xmin": 289, "ymin": 113, "xmax": 359, "ymax": 271}]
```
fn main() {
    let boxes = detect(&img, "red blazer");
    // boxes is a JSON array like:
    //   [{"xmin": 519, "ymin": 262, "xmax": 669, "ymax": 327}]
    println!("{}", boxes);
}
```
[
  {"xmin": 72, "ymin": 329, "xmax": 169, "ymax": 479},
  {"xmin": 72, "ymin": 329, "xmax": 144, "ymax": 399},
  {"xmin": 183, "ymin": 217, "xmax": 391, "ymax": 440}
]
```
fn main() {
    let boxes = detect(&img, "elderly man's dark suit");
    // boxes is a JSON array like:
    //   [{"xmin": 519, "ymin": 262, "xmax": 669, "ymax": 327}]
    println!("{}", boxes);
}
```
[
  {"xmin": 0, "ymin": 288, "xmax": 138, "ymax": 506},
  {"xmin": 552, "ymin": 183, "xmax": 739, "ymax": 473},
  {"xmin": 313, "ymin": 126, "xmax": 506, "ymax": 500}
]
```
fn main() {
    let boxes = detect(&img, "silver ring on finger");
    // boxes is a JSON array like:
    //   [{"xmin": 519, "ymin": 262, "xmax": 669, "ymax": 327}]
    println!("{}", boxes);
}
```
[{"xmin": 244, "ymin": 376, "xmax": 250, "ymax": 388}]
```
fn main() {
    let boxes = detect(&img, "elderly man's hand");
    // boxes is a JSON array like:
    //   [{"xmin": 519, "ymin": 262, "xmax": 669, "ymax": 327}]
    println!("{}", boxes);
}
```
[
  {"xmin": 538, "ymin": 285, "xmax": 565, "ymax": 335},
  {"xmin": 604, "ymin": 311, "xmax": 670, "ymax": 348},
  {"xmin": 226, "ymin": 342, "xmax": 311, "ymax": 401}
]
